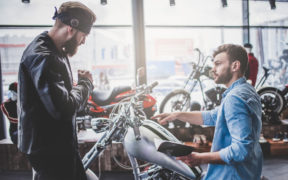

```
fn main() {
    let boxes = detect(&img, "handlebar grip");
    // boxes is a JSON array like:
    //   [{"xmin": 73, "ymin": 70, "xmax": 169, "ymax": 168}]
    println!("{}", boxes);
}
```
[
  {"xmin": 149, "ymin": 81, "xmax": 158, "ymax": 90},
  {"xmin": 76, "ymin": 116, "xmax": 92, "ymax": 122}
]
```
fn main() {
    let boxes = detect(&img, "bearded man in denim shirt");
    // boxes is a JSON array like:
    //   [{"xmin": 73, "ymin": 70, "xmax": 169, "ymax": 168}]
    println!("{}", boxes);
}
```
[{"xmin": 152, "ymin": 44, "xmax": 262, "ymax": 180}]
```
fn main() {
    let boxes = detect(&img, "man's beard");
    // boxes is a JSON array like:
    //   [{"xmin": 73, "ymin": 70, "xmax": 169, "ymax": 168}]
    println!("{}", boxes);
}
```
[
  {"xmin": 214, "ymin": 68, "xmax": 233, "ymax": 84},
  {"xmin": 63, "ymin": 34, "xmax": 78, "ymax": 57}
]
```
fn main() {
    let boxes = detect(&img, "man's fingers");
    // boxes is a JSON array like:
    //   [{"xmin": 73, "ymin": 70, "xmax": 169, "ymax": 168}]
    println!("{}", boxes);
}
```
[
  {"xmin": 78, "ymin": 70, "xmax": 91, "ymax": 76},
  {"xmin": 152, "ymin": 113, "xmax": 177, "ymax": 125},
  {"xmin": 176, "ymin": 154, "xmax": 196, "ymax": 167},
  {"xmin": 158, "ymin": 119, "xmax": 168, "ymax": 125},
  {"xmin": 151, "ymin": 113, "xmax": 165, "ymax": 120},
  {"xmin": 151, "ymin": 112, "xmax": 178, "ymax": 125},
  {"xmin": 151, "ymin": 113, "xmax": 169, "ymax": 119},
  {"xmin": 78, "ymin": 69, "xmax": 85, "ymax": 74},
  {"xmin": 176, "ymin": 156, "xmax": 186, "ymax": 161},
  {"xmin": 158, "ymin": 116, "xmax": 173, "ymax": 125},
  {"xmin": 78, "ymin": 70, "xmax": 93, "ymax": 83}
]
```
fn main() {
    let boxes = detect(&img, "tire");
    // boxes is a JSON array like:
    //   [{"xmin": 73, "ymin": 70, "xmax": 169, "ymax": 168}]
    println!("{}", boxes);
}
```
[
  {"xmin": 159, "ymin": 89, "xmax": 190, "ymax": 128},
  {"xmin": 257, "ymin": 87, "xmax": 285, "ymax": 114},
  {"xmin": 159, "ymin": 89, "xmax": 191, "ymax": 113}
]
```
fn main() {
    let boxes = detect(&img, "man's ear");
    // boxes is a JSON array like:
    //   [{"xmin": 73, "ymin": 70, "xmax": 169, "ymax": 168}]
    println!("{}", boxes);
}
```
[
  {"xmin": 231, "ymin": 60, "xmax": 241, "ymax": 72},
  {"xmin": 67, "ymin": 26, "xmax": 76, "ymax": 37}
]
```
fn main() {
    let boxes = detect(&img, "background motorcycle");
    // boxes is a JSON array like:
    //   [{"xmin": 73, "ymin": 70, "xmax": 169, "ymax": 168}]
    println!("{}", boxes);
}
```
[
  {"xmin": 77, "ymin": 84, "xmax": 157, "ymax": 130},
  {"xmin": 257, "ymin": 84, "xmax": 288, "ymax": 124},
  {"xmin": 79, "ymin": 82, "xmax": 202, "ymax": 180},
  {"xmin": 159, "ymin": 49, "xmax": 225, "ymax": 128}
]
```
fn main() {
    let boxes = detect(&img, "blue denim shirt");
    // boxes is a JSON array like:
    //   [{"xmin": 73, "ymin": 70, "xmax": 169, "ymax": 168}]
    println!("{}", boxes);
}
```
[{"xmin": 202, "ymin": 77, "xmax": 263, "ymax": 180}]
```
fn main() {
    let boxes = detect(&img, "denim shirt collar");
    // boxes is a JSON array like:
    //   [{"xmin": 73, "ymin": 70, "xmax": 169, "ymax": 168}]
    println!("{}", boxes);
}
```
[{"xmin": 222, "ymin": 77, "xmax": 246, "ymax": 98}]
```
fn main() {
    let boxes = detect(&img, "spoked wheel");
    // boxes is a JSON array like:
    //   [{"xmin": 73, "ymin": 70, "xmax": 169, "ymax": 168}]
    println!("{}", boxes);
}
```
[
  {"xmin": 257, "ymin": 87, "xmax": 285, "ymax": 124},
  {"xmin": 159, "ymin": 89, "xmax": 191, "ymax": 128},
  {"xmin": 160, "ymin": 89, "xmax": 191, "ymax": 113}
]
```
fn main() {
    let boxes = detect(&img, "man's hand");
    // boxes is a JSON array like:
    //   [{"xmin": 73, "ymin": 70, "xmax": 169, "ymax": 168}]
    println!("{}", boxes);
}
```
[
  {"xmin": 151, "ymin": 112, "xmax": 179, "ymax": 125},
  {"xmin": 78, "ymin": 70, "xmax": 93, "ymax": 83},
  {"xmin": 177, "ymin": 152, "xmax": 203, "ymax": 167},
  {"xmin": 177, "ymin": 151, "xmax": 224, "ymax": 167},
  {"xmin": 152, "ymin": 111, "xmax": 203, "ymax": 126}
]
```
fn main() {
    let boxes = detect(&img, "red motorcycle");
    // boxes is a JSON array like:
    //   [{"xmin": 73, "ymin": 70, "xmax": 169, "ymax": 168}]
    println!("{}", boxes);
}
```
[{"xmin": 78, "ymin": 85, "xmax": 157, "ymax": 119}]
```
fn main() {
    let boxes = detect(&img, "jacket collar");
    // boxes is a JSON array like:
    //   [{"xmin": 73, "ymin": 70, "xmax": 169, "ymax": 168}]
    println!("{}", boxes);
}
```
[{"xmin": 40, "ymin": 31, "xmax": 66, "ymax": 57}]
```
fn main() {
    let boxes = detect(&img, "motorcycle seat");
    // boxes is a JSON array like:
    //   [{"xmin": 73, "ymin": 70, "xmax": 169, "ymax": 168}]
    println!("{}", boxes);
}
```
[
  {"xmin": 155, "ymin": 139, "xmax": 194, "ymax": 157},
  {"xmin": 91, "ymin": 86, "xmax": 132, "ymax": 106}
]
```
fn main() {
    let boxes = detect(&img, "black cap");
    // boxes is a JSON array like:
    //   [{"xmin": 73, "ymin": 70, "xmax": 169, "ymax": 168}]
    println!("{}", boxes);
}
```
[
  {"xmin": 52, "ymin": 7, "xmax": 94, "ymax": 34},
  {"xmin": 244, "ymin": 43, "xmax": 253, "ymax": 48},
  {"xmin": 9, "ymin": 82, "xmax": 17, "ymax": 93}
]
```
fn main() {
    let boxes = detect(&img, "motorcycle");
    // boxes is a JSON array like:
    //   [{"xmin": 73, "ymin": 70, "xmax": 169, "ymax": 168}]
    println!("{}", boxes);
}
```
[
  {"xmin": 159, "ymin": 49, "xmax": 225, "ymax": 128},
  {"xmin": 80, "ymin": 82, "xmax": 203, "ymax": 180},
  {"xmin": 257, "ymin": 84, "xmax": 288, "ymax": 124},
  {"xmin": 77, "ymin": 84, "xmax": 157, "ymax": 130}
]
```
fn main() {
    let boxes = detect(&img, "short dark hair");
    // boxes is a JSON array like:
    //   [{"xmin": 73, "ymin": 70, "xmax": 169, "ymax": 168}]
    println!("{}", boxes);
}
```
[
  {"xmin": 244, "ymin": 43, "xmax": 253, "ymax": 48},
  {"xmin": 9, "ymin": 82, "xmax": 18, "ymax": 93},
  {"xmin": 213, "ymin": 44, "xmax": 248, "ymax": 74}
]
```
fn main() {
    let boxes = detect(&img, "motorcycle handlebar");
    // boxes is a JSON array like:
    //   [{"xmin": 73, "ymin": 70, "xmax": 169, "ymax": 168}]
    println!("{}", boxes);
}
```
[
  {"xmin": 76, "ymin": 116, "xmax": 92, "ymax": 122},
  {"xmin": 149, "ymin": 81, "xmax": 159, "ymax": 90},
  {"xmin": 129, "ymin": 81, "xmax": 158, "ymax": 140},
  {"xmin": 135, "ymin": 81, "xmax": 158, "ymax": 98}
]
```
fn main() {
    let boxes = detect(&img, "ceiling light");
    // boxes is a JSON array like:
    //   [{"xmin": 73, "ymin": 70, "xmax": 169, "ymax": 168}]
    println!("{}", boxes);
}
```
[
  {"xmin": 170, "ymin": 0, "xmax": 175, "ymax": 6},
  {"xmin": 222, "ymin": 0, "xmax": 228, "ymax": 8},
  {"xmin": 269, "ymin": 0, "xmax": 276, "ymax": 10},
  {"xmin": 101, "ymin": 0, "xmax": 107, "ymax": 5},
  {"xmin": 22, "ymin": 0, "xmax": 30, "ymax": 3}
]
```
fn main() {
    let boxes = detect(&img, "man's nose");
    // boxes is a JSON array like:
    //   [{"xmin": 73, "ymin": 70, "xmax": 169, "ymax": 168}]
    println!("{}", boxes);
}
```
[{"xmin": 81, "ymin": 36, "xmax": 86, "ymax": 45}]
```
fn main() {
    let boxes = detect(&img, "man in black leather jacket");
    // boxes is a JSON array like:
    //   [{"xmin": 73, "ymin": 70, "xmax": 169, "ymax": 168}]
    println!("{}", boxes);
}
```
[{"xmin": 18, "ymin": 2, "xmax": 96, "ymax": 180}]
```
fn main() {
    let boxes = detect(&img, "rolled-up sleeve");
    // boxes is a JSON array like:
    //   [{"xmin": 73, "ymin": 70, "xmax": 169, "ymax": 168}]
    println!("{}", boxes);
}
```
[
  {"xmin": 201, "ymin": 107, "xmax": 218, "ymax": 126},
  {"xmin": 219, "ymin": 95, "xmax": 253, "ymax": 165}
]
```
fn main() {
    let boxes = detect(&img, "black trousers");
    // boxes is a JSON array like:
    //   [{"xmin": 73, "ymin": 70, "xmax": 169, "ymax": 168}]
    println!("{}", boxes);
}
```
[
  {"xmin": 9, "ymin": 123, "xmax": 18, "ymax": 145},
  {"xmin": 27, "ymin": 149, "xmax": 87, "ymax": 180}
]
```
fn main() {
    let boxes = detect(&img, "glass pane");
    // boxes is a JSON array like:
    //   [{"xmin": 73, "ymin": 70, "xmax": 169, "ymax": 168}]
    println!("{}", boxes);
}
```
[
  {"xmin": 0, "ymin": 28, "xmax": 45, "ymax": 98},
  {"xmin": 0, "ymin": 27, "xmax": 134, "ymax": 138},
  {"xmin": 0, "ymin": 0, "xmax": 132, "ymax": 25},
  {"xmin": 145, "ymin": 28, "xmax": 242, "ymax": 105},
  {"xmin": 249, "ymin": 28, "xmax": 288, "ymax": 88},
  {"xmin": 86, "ymin": 28, "xmax": 135, "ymax": 89},
  {"xmin": 144, "ymin": 0, "xmax": 242, "ymax": 26},
  {"xmin": 0, "ymin": 27, "xmax": 134, "ymax": 99},
  {"xmin": 250, "ymin": 1, "xmax": 288, "ymax": 26}
]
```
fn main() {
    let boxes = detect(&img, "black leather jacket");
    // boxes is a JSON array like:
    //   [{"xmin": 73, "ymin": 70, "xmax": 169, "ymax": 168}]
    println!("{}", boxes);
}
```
[{"xmin": 18, "ymin": 31, "xmax": 93, "ymax": 155}]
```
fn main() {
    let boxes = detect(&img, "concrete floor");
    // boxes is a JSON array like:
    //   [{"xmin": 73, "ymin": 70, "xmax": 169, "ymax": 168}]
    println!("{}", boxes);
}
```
[
  {"xmin": 0, "ymin": 157, "xmax": 287, "ymax": 180},
  {"xmin": 261, "ymin": 157, "xmax": 288, "ymax": 180}
]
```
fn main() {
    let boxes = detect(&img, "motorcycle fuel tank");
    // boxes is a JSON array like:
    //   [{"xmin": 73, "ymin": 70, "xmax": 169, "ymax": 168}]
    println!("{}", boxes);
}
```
[{"xmin": 123, "ymin": 120, "xmax": 197, "ymax": 179}]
